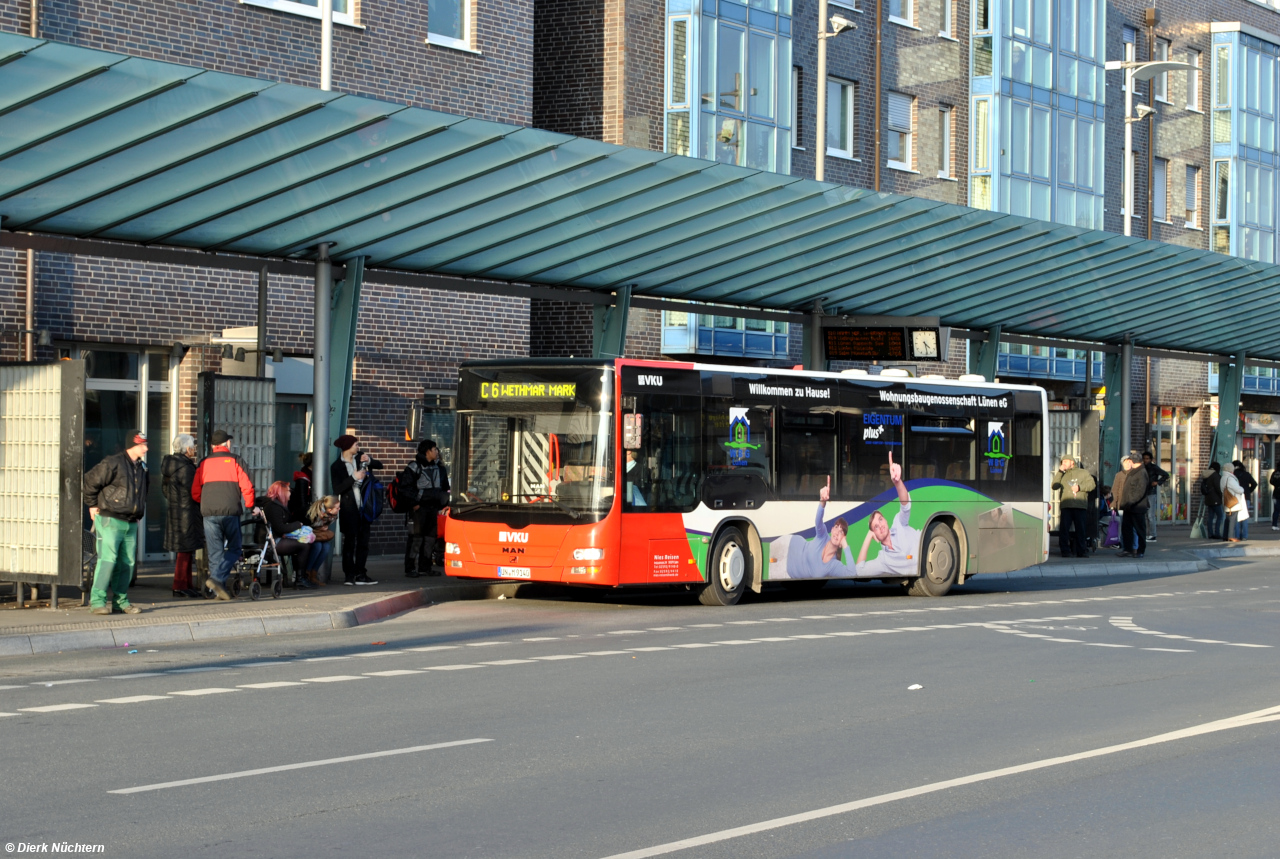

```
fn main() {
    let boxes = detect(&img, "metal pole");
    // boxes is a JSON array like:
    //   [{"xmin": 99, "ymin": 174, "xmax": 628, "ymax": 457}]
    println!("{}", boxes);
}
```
[
  {"xmin": 320, "ymin": 0, "xmax": 333, "ymax": 91},
  {"xmin": 808, "ymin": 299, "xmax": 824, "ymax": 371},
  {"xmin": 1121, "ymin": 338, "xmax": 1134, "ymax": 457},
  {"xmin": 1124, "ymin": 67, "xmax": 1133, "ymax": 237},
  {"xmin": 256, "ymin": 265, "xmax": 268, "ymax": 377},
  {"xmin": 313, "ymin": 244, "xmax": 331, "ymax": 501},
  {"xmin": 873, "ymin": 0, "xmax": 882, "ymax": 191},
  {"xmin": 815, "ymin": 0, "xmax": 828, "ymax": 182}
]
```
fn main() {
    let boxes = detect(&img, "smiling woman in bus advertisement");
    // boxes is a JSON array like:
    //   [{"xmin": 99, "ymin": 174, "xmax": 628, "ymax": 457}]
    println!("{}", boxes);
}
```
[{"xmin": 776, "ymin": 451, "xmax": 920, "ymax": 580}]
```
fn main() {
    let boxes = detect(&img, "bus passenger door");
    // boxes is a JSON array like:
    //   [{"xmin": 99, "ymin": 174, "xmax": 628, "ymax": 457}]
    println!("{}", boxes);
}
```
[{"xmin": 618, "ymin": 384, "xmax": 704, "ymax": 584}]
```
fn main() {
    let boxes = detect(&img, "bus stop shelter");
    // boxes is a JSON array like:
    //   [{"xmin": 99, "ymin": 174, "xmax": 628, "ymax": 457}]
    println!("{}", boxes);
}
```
[{"xmin": 2, "ymin": 29, "xmax": 1280, "ymax": 513}]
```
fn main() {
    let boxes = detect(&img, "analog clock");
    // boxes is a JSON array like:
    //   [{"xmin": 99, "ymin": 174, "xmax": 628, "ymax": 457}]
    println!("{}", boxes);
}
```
[{"xmin": 911, "ymin": 329, "xmax": 939, "ymax": 360}]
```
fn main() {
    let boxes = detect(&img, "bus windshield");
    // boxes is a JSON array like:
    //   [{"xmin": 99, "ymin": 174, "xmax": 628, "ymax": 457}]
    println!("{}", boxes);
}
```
[{"xmin": 454, "ymin": 365, "xmax": 614, "ymax": 522}]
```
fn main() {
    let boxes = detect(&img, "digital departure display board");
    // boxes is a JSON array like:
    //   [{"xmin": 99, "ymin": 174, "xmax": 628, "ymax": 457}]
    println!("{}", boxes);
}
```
[{"xmin": 823, "ymin": 327, "xmax": 909, "ymax": 362}]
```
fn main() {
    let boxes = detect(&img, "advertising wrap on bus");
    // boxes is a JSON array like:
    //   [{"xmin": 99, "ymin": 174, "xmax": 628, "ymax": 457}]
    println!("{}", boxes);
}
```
[{"xmin": 445, "ymin": 359, "xmax": 1049, "ymax": 605}]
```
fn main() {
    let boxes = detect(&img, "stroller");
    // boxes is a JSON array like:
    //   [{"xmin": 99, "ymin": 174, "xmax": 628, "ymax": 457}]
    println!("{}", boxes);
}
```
[{"xmin": 202, "ymin": 508, "xmax": 286, "ymax": 600}]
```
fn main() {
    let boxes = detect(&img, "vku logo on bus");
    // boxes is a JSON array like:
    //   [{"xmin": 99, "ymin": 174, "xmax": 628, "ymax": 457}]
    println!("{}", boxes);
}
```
[
  {"xmin": 637, "ymin": 374, "xmax": 663, "ymax": 386},
  {"xmin": 499, "ymin": 531, "xmax": 530, "ymax": 543}
]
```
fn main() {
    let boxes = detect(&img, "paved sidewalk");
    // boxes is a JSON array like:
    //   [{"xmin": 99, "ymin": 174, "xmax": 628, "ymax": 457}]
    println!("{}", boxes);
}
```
[
  {"xmin": 994, "ymin": 522, "xmax": 1280, "ymax": 580},
  {"xmin": 0, "ymin": 556, "xmax": 513, "ymax": 657}
]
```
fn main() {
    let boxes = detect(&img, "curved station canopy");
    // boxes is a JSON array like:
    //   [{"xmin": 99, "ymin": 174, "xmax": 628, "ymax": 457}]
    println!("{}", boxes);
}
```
[{"xmin": 1, "ymin": 31, "xmax": 1278, "ymax": 358}]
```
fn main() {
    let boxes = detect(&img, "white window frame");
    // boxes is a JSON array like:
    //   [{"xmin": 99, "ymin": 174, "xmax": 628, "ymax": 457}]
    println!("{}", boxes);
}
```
[
  {"xmin": 1122, "ymin": 30, "xmax": 1135, "ymax": 92},
  {"xmin": 1187, "ymin": 49, "xmax": 1201, "ymax": 111},
  {"xmin": 1154, "ymin": 38, "xmax": 1171, "ymax": 103},
  {"xmin": 792, "ymin": 66, "xmax": 804, "ymax": 149},
  {"xmin": 887, "ymin": 91, "xmax": 914, "ymax": 171},
  {"xmin": 888, "ymin": 0, "xmax": 913, "ymax": 27},
  {"xmin": 239, "ymin": 0, "xmax": 358, "ymax": 28},
  {"xmin": 1186, "ymin": 164, "xmax": 1201, "ymax": 228},
  {"xmin": 426, "ymin": 0, "xmax": 475, "ymax": 53},
  {"xmin": 826, "ymin": 77, "xmax": 857, "ymax": 160},
  {"xmin": 939, "ymin": 0, "xmax": 954, "ymax": 38},
  {"xmin": 1153, "ymin": 156, "xmax": 1169, "ymax": 222},
  {"xmin": 937, "ymin": 106, "xmax": 952, "ymax": 178},
  {"xmin": 830, "ymin": 0, "xmax": 861, "ymax": 12}
]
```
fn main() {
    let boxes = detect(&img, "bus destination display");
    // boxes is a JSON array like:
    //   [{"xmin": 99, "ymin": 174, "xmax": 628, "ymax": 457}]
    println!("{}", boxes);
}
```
[{"xmin": 823, "ymin": 327, "xmax": 909, "ymax": 362}]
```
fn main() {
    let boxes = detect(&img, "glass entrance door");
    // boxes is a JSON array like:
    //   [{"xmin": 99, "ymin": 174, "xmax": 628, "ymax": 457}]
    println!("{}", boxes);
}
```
[{"xmin": 1151, "ymin": 410, "xmax": 1191, "ymax": 524}]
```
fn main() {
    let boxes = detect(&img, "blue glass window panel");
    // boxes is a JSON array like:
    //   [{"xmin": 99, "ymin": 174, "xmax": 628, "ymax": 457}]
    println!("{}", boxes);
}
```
[
  {"xmin": 1013, "ymin": 81, "xmax": 1032, "ymax": 100},
  {"xmin": 1032, "ymin": 47, "xmax": 1052, "ymax": 88},
  {"xmin": 1011, "ymin": 101, "xmax": 1030, "ymax": 174},
  {"xmin": 1032, "ymin": 0, "xmax": 1050, "ymax": 46},
  {"xmin": 721, "ymin": 1, "xmax": 748, "ymax": 22},
  {"xmin": 718, "ymin": 24, "xmax": 746, "ymax": 112},
  {"xmin": 1030, "ymin": 180, "xmax": 1050, "ymax": 218},
  {"xmin": 1077, "ymin": 60, "xmax": 1095, "ymax": 102},
  {"xmin": 778, "ymin": 16, "xmax": 791, "ymax": 35},
  {"xmin": 1059, "ymin": 0, "xmax": 1075, "ymax": 54},
  {"xmin": 668, "ymin": 0, "xmax": 693, "ymax": 10},
  {"xmin": 1056, "ymin": 54, "xmax": 1076, "ymax": 96},
  {"xmin": 1057, "ymin": 114, "xmax": 1075, "ymax": 185},
  {"xmin": 1033, "ymin": 86, "xmax": 1051, "ymax": 105},
  {"xmin": 1011, "ymin": 41, "xmax": 1030, "ymax": 83},
  {"xmin": 750, "ymin": 9, "xmax": 776, "ymax": 29},
  {"xmin": 1012, "ymin": 0, "xmax": 1029, "ymax": 39},
  {"xmin": 1075, "ymin": 118, "xmax": 1093, "ymax": 189},
  {"xmin": 776, "ymin": 37, "xmax": 791, "ymax": 127},
  {"xmin": 1056, "ymin": 186, "xmax": 1075, "ymax": 224},
  {"xmin": 1077, "ymin": 0, "xmax": 1094, "ymax": 60},
  {"xmin": 703, "ymin": 0, "xmax": 717, "ymax": 14},
  {"xmin": 1060, "ymin": 94, "xmax": 1076, "ymax": 114},
  {"xmin": 748, "ymin": 31, "xmax": 775, "ymax": 119},
  {"xmin": 701, "ymin": 15, "xmax": 716, "ymax": 108},
  {"xmin": 1031, "ymin": 106, "xmax": 1050, "ymax": 179}
]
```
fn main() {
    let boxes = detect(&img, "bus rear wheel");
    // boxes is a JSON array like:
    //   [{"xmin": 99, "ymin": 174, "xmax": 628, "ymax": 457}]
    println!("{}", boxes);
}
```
[
  {"xmin": 699, "ymin": 526, "xmax": 749, "ymax": 606},
  {"xmin": 909, "ymin": 522, "xmax": 960, "ymax": 597}
]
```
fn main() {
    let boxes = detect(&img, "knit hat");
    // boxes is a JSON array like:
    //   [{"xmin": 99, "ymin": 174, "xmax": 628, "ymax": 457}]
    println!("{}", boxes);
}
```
[{"xmin": 333, "ymin": 434, "xmax": 358, "ymax": 451}]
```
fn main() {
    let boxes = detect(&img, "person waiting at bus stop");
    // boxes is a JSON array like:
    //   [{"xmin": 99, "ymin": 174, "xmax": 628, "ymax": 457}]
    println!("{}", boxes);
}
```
[
  {"xmin": 1115, "ymin": 455, "xmax": 1150, "ymax": 558},
  {"xmin": 1052, "ymin": 455, "xmax": 1095, "ymax": 558},
  {"xmin": 331, "ymin": 434, "xmax": 381, "ymax": 586},
  {"xmin": 401, "ymin": 438, "xmax": 450, "ymax": 578},
  {"xmin": 854, "ymin": 451, "xmax": 922, "ymax": 578},
  {"xmin": 83, "ymin": 430, "xmax": 149, "ymax": 614},
  {"xmin": 193, "ymin": 429, "xmax": 257, "ymax": 600}
]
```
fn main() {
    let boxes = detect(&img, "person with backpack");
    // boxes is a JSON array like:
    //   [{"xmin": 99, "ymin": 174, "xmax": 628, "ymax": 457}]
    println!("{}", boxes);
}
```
[
  {"xmin": 397, "ymin": 439, "xmax": 450, "ymax": 578},
  {"xmin": 330, "ymin": 434, "xmax": 381, "ymax": 586}
]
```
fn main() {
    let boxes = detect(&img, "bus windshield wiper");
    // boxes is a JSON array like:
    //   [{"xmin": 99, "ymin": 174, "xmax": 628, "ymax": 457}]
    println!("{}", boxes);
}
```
[{"xmin": 506, "ymin": 493, "xmax": 581, "ymax": 519}]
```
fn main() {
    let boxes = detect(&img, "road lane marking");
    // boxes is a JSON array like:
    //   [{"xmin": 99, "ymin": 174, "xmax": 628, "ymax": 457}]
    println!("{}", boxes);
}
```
[
  {"xmin": 97, "ymin": 695, "xmax": 170, "ymax": 704},
  {"xmin": 353, "ymin": 650, "xmax": 404, "ymax": 657},
  {"xmin": 0, "ymin": 685, "xmax": 24, "ymax": 690},
  {"xmin": 465, "ymin": 642, "xmax": 507, "ymax": 647},
  {"xmin": 649, "ymin": 627, "xmax": 683, "ymax": 631},
  {"xmin": 31, "ymin": 679, "xmax": 96, "ymax": 686},
  {"xmin": 19, "ymin": 703, "xmax": 98, "ymax": 712},
  {"xmin": 302, "ymin": 676, "xmax": 366, "ymax": 683},
  {"xmin": 107, "ymin": 738, "xmax": 495, "ymax": 794},
  {"xmin": 712, "ymin": 640, "xmax": 759, "ymax": 645},
  {"xmin": 672, "ymin": 643, "xmax": 719, "ymax": 648},
  {"xmin": 628, "ymin": 647, "xmax": 676, "ymax": 652},
  {"xmin": 0, "ymin": 712, "xmax": 17, "ymax": 717},
  {"xmin": 523, "ymin": 637, "xmax": 560, "ymax": 641},
  {"xmin": 610, "ymin": 630, "xmax": 648, "ymax": 635},
  {"xmin": 363, "ymin": 670, "xmax": 424, "ymax": 676},
  {"xmin": 408, "ymin": 645, "xmax": 459, "ymax": 652},
  {"xmin": 1142, "ymin": 647, "xmax": 1195, "ymax": 653},
  {"xmin": 1110, "ymin": 616, "xmax": 1270, "ymax": 648},
  {"xmin": 238, "ymin": 682, "xmax": 307, "ymax": 689},
  {"xmin": 168, "ymin": 667, "xmax": 225, "ymax": 674},
  {"xmin": 169, "ymin": 688, "xmax": 238, "ymax": 696},
  {"xmin": 106, "ymin": 673, "xmax": 164, "ymax": 679},
  {"xmin": 425, "ymin": 664, "xmax": 482, "ymax": 671},
  {"xmin": 303, "ymin": 656, "xmax": 351, "ymax": 662},
  {"xmin": 688, "ymin": 623, "xmax": 723, "ymax": 628},
  {"xmin": 599, "ymin": 705, "xmax": 1280, "ymax": 859},
  {"xmin": 533, "ymin": 654, "xmax": 588, "ymax": 661},
  {"xmin": 580, "ymin": 651, "xmax": 631, "ymax": 656},
  {"xmin": 751, "ymin": 638, "xmax": 793, "ymax": 643},
  {"xmin": 235, "ymin": 661, "xmax": 291, "ymax": 668},
  {"xmin": 479, "ymin": 660, "xmax": 537, "ymax": 665}
]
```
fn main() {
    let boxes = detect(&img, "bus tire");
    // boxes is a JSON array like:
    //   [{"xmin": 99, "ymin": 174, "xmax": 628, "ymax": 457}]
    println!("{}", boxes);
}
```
[
  {"xmin": 699, "ymin": 527, "xmax": 749, "ymax": 606},
  {"xmin": 909, "ymin": 522, "xmax": 960, "ymax": 597}
]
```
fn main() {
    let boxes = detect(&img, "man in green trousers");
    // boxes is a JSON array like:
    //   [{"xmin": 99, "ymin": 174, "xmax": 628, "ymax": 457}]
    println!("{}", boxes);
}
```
[{"xmin": 83, "ymin": 430, "xmax": 150, "ymax": 615}]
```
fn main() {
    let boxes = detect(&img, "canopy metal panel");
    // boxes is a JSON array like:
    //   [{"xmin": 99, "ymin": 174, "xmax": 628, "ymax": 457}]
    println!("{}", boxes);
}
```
[{"xmin": 2, "ymin": 32, "xmax": 1280, "ymax": 358}]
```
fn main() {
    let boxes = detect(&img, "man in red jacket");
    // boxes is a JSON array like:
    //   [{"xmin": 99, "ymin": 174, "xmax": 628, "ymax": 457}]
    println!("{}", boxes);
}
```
[{"xmin": 192, "ymin": 429, "xmax": 257, "ymax": 600}]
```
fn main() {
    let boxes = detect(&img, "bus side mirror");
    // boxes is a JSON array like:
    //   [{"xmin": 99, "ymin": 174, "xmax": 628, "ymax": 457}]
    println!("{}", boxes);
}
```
[{"xmin": 623, "ymin": 413, "xmax": 643, "ymax": 449}]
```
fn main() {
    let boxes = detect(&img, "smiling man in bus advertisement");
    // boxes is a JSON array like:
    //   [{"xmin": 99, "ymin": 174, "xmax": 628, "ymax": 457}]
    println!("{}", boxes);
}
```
[{"xmin": 779, "ymin": 451, "xmax": 920, "ymax": 580}]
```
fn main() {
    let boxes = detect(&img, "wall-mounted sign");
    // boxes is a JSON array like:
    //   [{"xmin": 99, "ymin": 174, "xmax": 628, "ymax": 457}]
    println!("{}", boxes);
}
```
[
  {"xmin": 1244, "ymin": 412, "xmax": 1280, "ymax": 434},
  {"xmin": 824, "ymin": 327, "xmax": 908, "ymax": 362},
  {"xmin": 479, "ymin": 381, "xmax": 577, "ymax": 400}
]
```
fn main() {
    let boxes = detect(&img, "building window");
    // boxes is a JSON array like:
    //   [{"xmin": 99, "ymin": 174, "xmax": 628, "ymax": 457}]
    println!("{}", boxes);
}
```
[
  {"xmin": 239, "ymin": 0, "xmax": 355, "ymax": 27},
  {"xmin": 1186, "ymin": 165, "xmax": 1200, "ymax": 227},
  {"xmin": 826, "ymin": 78, "xmax": 856, "ymax": 159},
  {"xmin": 666, "ymin": 16, "xmax": 692, "ymax": 156},
  {"xmin": 938, "ymin": 106, "xmax": 952, "ymax": 177},
  {"xmin": 888, "ymin": 0, "xmax": 911, "ymax": 26},
  {"xmin": 1122, "ymin": 29, "xmax": 1136, "ymax": 92},
  {"xmin": 939, "ymin": 0, "xmax": 952, "ymax": 37},
  {"xmin": 692, "ymin": 4, "xmax": 793, "ymax": 174},
  {"xmin": 1153, "ymin": 157, "xmax": 1168, "ymax": 221},
  {"xmin": 792, "ymin": 66, "xmax": 802, "ymax": 147},
  {"xmin": 1187, "ymin": 50, "xmax": 1201, "ymax": 111},
  {"xmin": 887, "ymin": 91, "xmax": 913, "ymax": 169},
  {"xmin": 427, "ymin": 0, "xmax": 471, "ymax": 51},
  {"xmin": 1154, "ymin": 38, "xmax": 1171, "ymax": 102},
  {"xmin": 830, "ymin": 0, "xmax": 860, "ymax": 12}
]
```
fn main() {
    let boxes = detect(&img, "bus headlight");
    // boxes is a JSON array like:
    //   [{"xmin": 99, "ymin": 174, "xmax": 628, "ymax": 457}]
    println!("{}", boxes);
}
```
[
  {"xmin": 449, "ymin": 560, "xmax": 463, "ymax": 569},
  {"xmin": 445, "ymin": 542, "xmax": 461, "ymax": 555},
  {"xmin": 573, "ymin": 548, "xmax": 604, "ymax": 561}
]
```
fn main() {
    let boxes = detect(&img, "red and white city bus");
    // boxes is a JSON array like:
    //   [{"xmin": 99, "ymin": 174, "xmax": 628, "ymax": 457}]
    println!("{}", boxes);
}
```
[{"xmin": 444, "ymin": 359, "xmax": 1049, "ymax": 605}]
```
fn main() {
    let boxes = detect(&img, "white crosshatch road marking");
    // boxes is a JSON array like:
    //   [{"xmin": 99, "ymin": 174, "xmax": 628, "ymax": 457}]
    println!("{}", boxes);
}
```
[{"xmin": 1109, "ymin": 616, "xmax": 1271, "ymax": 648}]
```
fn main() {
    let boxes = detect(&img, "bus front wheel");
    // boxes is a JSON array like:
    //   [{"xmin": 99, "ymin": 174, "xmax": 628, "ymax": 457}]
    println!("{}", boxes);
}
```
[
  {"xmin": 699, "ymin": 527, "xmax": 749, "ymax": 606},
  {"xmin": 909, "ymin": 522, "xmax": 960, "ymax": 597}
]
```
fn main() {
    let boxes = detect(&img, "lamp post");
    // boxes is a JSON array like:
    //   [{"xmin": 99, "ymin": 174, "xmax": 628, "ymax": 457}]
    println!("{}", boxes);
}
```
[
  {"xmin": 814, "ymin": 3, "xmax": 856, "ymax": 182},
  {"xmin": 320, "ymin": 0, "xmax": 332, "ymax": 91},
  {"xmin": 1104, "ymin": 59, "xmax": 1195, "ymax": 237}
]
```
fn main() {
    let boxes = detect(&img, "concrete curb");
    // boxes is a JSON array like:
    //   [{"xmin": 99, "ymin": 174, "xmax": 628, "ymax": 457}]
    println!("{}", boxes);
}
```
[
  {"xmin": 1188, "ymin": 544, "xmax": 1280, "ymax": 560},
  {"xmin": 984, "ymin": 559, "xmax": 1211, "ymax": 580},
  {"xmin": 0, "ymin": 582, "xmax": 514, "ymax": 659}
]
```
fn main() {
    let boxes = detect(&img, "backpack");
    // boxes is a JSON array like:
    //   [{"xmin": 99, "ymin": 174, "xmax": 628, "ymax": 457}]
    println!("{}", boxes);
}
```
[
  {"xmin": 388, "ymin": 464, "xmax": 421, "ymax": 514},
  {"xmin": 361, "ymin": 473, "xmax": 386, "ymax": 522}
]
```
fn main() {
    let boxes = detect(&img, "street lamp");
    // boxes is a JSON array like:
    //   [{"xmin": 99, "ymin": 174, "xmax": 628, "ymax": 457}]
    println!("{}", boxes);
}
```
[
  {"xmin": 1104, "ymin": 59, "xmax": 1196, "ymax": 237},
  {"xmin": 814, "ymin": 2, "xmax": 856, "ymax": 182}
]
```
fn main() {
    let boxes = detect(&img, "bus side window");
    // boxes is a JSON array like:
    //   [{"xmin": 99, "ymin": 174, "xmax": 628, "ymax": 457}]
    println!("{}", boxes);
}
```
[
  {"xmin": 838, "ymin": 411, "xmax": 904, "ymax": 499},
  {"xmin": 778, "ymin": 410, "xmax": 836, "ymax": 498},
  {"xmin": 907, "ymin": 418, "xmax": 976, "ymax": 484},
  {"xmin": 629, "ymin": 393, "xmax": 701, "ymax": 512}
]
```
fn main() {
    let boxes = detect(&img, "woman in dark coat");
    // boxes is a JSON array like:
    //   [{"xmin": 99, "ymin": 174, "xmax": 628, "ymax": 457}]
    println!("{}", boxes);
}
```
[
  {"xmin": 264, "ymin": 481, "xmax": 315, "ymax": 589},
  {"xmin": 162, "ymin": 434, "xmax": 203, "ymax": 597}
]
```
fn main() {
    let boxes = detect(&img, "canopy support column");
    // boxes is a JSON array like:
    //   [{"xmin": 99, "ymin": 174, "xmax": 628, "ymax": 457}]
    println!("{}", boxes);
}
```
[
  {"xmin": 312, "ymin": 244, "xmax": 331, "ymax": 501},
  {"xmin": 1120, "ymin": 338, "xmax": 1134, "ymax": 460},
  {"xmin": 802, "ymin": 299, "xmax": 825, "ymax": 371},
  {"xmin": 593, "ymin": 284, "xmax": 632, "ymax": 359},
  {"xmin": 1099, "ymin": 350, "xmax": 1125, "ymax": 479},
  {"xmin": 329, "ymin": 255, "xmax": 366, "ymax": 446},
  {"xmin": 973, "ymin": 324, "xmax": 1001, "ymax": 381},
  {"xmin": 1212, "ymin": 351, "xmax": 1246, "ymax": 468}
]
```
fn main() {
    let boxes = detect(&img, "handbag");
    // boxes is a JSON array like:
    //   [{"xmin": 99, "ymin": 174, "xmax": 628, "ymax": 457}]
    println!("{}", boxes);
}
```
[
  {"xmin": 312, "ymin": 527, "xmax": 335, "ymax": 543},
  {"xmin": 1224, "ymin": 488, "xmax": 1240, "ymax": 512},
  {"xmin": 1189, "ymin": 514, "xmax": 1206, "ymax": 539},
  {"xmin": 1103, "ymin": 516, "xmax": 1121, "ymax": 547}
]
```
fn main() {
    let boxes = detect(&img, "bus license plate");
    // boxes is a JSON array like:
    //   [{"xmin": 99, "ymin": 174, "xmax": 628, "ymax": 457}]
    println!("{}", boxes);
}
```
[{"xmin": 497, "ymin": 566, "xmax": 531, "ymax": 579}]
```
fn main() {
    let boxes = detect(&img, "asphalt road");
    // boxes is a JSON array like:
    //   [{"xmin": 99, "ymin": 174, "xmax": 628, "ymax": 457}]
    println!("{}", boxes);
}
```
[{"xmin": 2, "ymin": 562, "xmax": 1278, "ymax": 859}]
